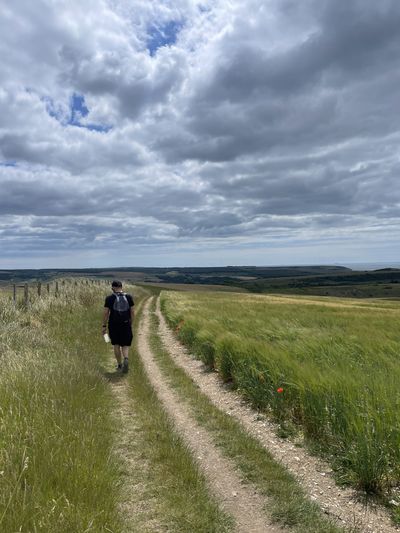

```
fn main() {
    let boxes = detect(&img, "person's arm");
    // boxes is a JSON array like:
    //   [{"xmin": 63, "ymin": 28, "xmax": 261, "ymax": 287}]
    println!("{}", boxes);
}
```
[
  {"xmin": 102, "ymin": 307, "xmax": 110, "ymax": 334},
  {"xmin": 128, "ymin": 294, "xmax": 135, "ymax": 323}
]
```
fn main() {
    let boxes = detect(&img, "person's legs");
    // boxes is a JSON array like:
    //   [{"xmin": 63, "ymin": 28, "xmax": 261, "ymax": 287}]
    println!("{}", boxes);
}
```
[
  {"xmin": 121, "ymin": 346, "xmax": 129, "ymax": 373},
  {"xmin": 121, "ymin": 346, "xmax": 129, "ymax": 359},
  {"xmin": 113, "ymin": 344, "xmax": 122, "ymax": 365}
]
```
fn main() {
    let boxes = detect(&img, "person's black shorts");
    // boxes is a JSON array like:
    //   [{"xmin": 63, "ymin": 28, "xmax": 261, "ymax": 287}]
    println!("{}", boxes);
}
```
[{"xmin": 109, "ymin": 324, "xmax": 133, "ymax": 346}]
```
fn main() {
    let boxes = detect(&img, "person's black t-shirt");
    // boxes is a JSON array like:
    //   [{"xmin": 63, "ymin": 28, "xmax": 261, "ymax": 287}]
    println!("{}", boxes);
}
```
[{"xmin": 104, "ymin": 292, "xmax": 134, "ymax": 326}]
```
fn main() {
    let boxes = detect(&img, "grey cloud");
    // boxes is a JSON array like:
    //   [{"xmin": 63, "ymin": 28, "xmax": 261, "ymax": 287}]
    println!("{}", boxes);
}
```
[
  {"xmin": 155, "ymin": 0, "xmax": 400, "ymax": 166},
  {"xmin": 0, "ymin": 213, "xmax": 177, "ymax": 256},
  {"xmin": 0, "ymin": 167, "xmax": 207, "ymax": 228},
  {"xmin": 0, "ymin": 179, "xmax": 112, "ymax": 217},
  {"xmin": 199, "ymin": 1, "xmax": 400, "ymax": 103},
  {"xmin": 0, "ymin": 125, "xmax": 147, "ymax": 174}
]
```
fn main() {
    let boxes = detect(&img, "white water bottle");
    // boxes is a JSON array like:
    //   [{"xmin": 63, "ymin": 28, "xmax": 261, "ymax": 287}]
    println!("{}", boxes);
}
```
[{"xmin": 103, "ymin": 333, "xmax": 111, "ymax": 343}]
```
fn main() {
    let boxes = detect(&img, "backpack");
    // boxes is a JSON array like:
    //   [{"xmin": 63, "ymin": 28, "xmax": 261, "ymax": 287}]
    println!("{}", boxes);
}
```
[{"xmin": 112, "ymin": 293, "xmax": 130, "ymax": 324}]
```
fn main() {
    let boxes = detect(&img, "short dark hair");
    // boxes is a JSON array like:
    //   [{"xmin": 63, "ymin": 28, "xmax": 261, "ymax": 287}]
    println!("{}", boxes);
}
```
[{"xmin": 111, "ymin": 280, "xmax": 122, "ymax": 288}]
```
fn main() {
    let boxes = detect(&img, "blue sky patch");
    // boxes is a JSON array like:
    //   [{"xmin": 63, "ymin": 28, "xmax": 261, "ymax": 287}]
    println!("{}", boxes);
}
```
[
  {"xmin": 147, "ymin": 20, "xmax": 183, "ymax": 56},
  {"xmin": 70, "ymin": 93, "xmax": 89, "ymax": 125},
  {"xmin": 43, "ymin": 92, "xmax": 111, "ymax": 132},
  {"xmin": 0, "ymin": 161, "xmax": 17, "ymax": 167},
  {"xmin": 69, "ymin": 94, "xmax": 111, "ymax": 132},
  {"xmin": 68, "ymin": 93, "xmax": 111, "ymax": 133}
]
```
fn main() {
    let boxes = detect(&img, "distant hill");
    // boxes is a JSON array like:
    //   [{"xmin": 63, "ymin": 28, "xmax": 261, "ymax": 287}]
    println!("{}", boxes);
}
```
[
  {"xmin": 0, "ymin": 265, "xmax": 351, "ymax": 284},
  {"xmin": 3, "ymin": 264, "xmax": 400, "ymax": 298}
]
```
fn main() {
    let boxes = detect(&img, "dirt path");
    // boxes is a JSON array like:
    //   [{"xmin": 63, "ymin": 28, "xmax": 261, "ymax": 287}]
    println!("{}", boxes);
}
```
[
  {"xmin": 156, "ymin": 298, "xmax": 399, "ymax": 533},
  {"xmin": 138, "ymin": 297, "xmax": 282, "ymax": 533}
]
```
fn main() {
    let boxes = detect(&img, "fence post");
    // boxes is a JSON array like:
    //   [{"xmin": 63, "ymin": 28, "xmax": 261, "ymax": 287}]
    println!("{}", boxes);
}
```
[
  {"xmin": 13, "ymin": 284, "xmax": 16, "ymax": 305},
  {"xmin": 37, "ymin": 282, "xmax": 42, "ymax": 297},
  {"xmin": 55, "ymin": 281, "xmax": 59, "ymax": 296},
  {"xmin": 47, "ymin": 283, "xmax": 50, "ymax": 294},
  {"xmin": 24, "ymin": 283, "xmax": 29, "ymax": 308}
]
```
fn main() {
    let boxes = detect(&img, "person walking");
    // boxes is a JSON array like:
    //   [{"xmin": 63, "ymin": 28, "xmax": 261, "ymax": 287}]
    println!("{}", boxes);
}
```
[{"xmin": 102, "ymin": 280, "xmax": 134, "ymax": 373}]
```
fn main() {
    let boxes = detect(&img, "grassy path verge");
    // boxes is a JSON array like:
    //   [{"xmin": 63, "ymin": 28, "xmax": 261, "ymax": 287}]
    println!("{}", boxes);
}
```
[{"xmin": 148, "ymin": 298, "xmax": 347, "ymax": 533}]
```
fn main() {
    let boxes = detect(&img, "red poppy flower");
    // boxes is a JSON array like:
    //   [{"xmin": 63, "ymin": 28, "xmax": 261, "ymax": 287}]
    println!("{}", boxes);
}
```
[
  {"xmin": 277, "ymin": 387, "xmax": 284, "ymax": 393},
  {"xmin": 175, "ymin": 319, "xmax": 185, "ymax": 332}
]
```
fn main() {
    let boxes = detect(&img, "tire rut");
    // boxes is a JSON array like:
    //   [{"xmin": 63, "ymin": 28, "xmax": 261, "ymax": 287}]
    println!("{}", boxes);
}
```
[
  {"xmin": 138, "ymin": 297, "xmax": 282, "ymax": 533},
  {"xmin": 156, "ymin": 297, "xmax": 399, "ymax": 533}
]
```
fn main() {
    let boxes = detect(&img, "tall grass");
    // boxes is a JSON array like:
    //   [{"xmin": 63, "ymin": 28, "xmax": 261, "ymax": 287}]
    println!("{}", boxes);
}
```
[
  {"xmin": 0, "ymin": 281, "xmax": 121, "ymax": 532},
  {"xmin": 161, "ymin": 291, "xmax": 400, "ymax": 510}
]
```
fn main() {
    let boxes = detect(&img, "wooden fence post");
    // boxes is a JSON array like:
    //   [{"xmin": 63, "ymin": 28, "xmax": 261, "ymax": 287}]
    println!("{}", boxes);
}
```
[
  {"xmin": 24, "ymin": 283, "xmax": 29, "ymax": 308},
  {"xmin": 55, "ymin": 281, "xmax": 59, "ymax": 296},
  {"xmin": 47, "ymin": 283, "xmax": 50, "ymax": 294},
  {"xmin": 13, "ymin": 284, "xmax": 16, "ymax": 304},
  {"xmin": 37, "ymin": 282, "xmax": 42, "ymax": 297}
]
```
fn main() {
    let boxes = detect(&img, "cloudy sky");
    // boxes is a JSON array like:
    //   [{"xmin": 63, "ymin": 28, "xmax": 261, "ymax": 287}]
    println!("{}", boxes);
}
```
[{"xmin": 1, "ymin": 0, "xmax": 400, "ymax": 268}]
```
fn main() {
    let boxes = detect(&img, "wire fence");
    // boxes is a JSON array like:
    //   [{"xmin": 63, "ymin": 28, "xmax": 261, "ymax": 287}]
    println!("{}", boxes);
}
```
[{"xmin": 2, "ymin": 278, "xmax": 110, "ymax": 308}]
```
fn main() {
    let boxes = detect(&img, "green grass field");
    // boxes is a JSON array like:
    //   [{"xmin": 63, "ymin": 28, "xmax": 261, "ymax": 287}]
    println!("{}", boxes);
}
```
[{"xmin": 160, "ymin": 291, "xmax": 400, "ymax": 516}]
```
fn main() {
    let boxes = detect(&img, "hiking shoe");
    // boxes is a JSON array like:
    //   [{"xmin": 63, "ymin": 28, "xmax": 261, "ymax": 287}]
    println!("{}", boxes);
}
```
[
  {"xmin": 122, "ymin": 358, "xmax": 129, "ymax": 374},
  {"xmin": 116, "ymin": 363, "xmax": 122, "ymax": 371}
]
